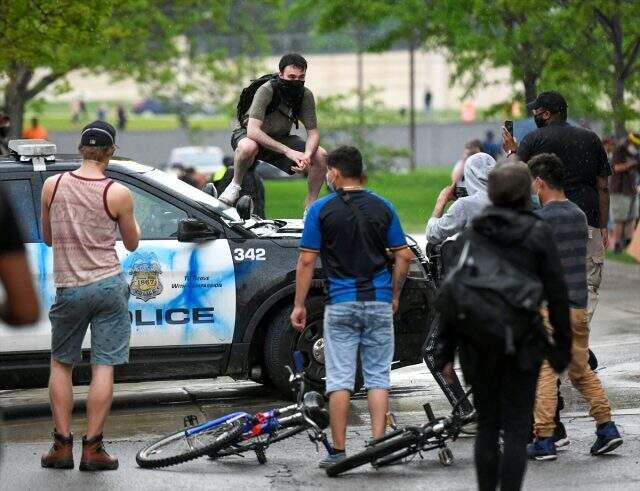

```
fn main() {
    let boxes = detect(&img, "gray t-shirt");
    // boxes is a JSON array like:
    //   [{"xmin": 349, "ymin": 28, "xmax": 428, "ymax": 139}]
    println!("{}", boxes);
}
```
[
  {"xmin": 535, "ymin": 200, "xmax": 588, "ymax": 308},
  {"xmin": 246, "ymin": 82, "xmax": 317, "ymax": 137}
]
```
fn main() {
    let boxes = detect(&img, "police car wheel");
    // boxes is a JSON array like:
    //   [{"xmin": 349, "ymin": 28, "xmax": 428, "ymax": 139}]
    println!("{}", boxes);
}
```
[
  {"xmin": 264, "ymin": 296, "xmax": 326, "ymax": 397},
  {"xmin": 263, "ymin": 296, "xmax": 363, "ymax": 398}
]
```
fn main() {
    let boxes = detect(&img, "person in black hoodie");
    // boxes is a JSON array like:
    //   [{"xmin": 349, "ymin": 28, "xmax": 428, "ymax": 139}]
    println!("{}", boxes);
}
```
[{"xmin": 436, "ymin": 162, "xmax": 572, "ymax": 491}]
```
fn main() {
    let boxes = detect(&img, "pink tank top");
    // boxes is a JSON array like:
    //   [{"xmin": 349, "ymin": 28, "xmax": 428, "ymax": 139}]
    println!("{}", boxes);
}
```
[{"xmin": 49, "ymin": 172, "xmax": 122, "ymax": 287}]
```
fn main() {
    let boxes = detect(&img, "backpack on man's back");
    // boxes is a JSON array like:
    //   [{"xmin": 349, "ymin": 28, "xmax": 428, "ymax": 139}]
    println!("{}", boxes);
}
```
[
  {"xmin": 434, "ymin": 227, "xmax": 544, "ymax": 355},
  {"xmin": 236, "ymin": 74, "xmax": 302, "ymax": 128}
]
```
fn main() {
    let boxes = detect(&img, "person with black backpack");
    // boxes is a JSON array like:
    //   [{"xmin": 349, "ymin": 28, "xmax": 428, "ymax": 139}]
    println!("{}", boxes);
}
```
[
  {"xmin": 434, "ymin": 162, "xmax": 572, "ymax": 491},
  {"xmin": 219, "ymin": 53, "xmax": 328, "ymax": 215}
]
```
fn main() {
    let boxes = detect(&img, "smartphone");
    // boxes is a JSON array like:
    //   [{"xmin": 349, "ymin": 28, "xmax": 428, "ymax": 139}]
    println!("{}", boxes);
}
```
[{"xmin": 504, "ymin": 120, "xmax": 514, "ymax": 136}]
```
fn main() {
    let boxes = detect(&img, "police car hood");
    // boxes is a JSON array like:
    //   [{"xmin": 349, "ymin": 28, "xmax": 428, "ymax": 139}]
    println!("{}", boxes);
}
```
[{"xmin": 248, "ymin": 218, "xmax": 304, "ymax": 238}]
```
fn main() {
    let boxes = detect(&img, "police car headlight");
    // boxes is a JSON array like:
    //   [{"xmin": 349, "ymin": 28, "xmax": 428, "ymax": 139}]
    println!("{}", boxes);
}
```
[{"xmin": 407, "ymin": 257, "xmax": 428, "ymax": 280}]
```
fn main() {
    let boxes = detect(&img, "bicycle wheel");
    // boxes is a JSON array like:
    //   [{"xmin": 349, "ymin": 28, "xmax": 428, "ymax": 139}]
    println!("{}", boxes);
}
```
[
  {"xmin": 136, "ymin": 418, "xmax": 246, "ymax": 469},
  {"xmin": 326, "ymin": 432, "xmax": 418, "ymax": 477},
  {"xmin": 213, "ymin": 423, "xmax": 309, "ymax": 458}
]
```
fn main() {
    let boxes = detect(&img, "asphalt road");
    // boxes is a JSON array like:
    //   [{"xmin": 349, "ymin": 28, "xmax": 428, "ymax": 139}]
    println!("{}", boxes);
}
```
[{"xmin": 1, "ymin": 262, "xmax": 638, "ymax": 490}]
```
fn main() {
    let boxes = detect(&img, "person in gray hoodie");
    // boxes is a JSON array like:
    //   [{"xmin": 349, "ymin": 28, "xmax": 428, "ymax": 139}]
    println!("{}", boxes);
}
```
[
  {"xmin": 422, "ymin": 152, "xmax": 495, "ymax": 422},
  {"xmin": 426, "ymin": 152, "xmax": 496, "ymax": 245}
]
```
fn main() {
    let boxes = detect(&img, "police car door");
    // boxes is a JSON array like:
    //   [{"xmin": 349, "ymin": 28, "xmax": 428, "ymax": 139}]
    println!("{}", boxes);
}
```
[{"xmin": 114, "ymin": 178, "xmax": 236, "ymax": 349}]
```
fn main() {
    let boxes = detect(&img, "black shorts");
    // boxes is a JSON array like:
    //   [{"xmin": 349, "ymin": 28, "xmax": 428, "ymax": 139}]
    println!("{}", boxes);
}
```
[{"xmin": 231, "ymin": 127, "xmax": 306, "ymax": 175}]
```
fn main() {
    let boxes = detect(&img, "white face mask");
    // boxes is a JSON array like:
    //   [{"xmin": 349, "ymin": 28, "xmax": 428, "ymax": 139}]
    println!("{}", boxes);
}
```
[
  {"xmin": 627, "ymin": 144, "xmax": 639, "ymax": 156},
  {"xmin": 326, "ymin": 171, "xmax": 336, "ymax": 192}
]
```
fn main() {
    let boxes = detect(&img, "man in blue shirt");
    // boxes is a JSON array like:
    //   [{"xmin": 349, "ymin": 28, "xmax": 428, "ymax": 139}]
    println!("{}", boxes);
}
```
[{"xmin": 291, "ymin": 146, "xmax": 414, "ymax": 467}]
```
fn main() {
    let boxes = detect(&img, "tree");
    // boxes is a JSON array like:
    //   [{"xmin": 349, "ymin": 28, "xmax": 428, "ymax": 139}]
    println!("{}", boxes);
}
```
[
  {"xmin": 0, "ymin": 0, "xmax": 241, "ymax": 137},
  {"xmin": 553, "ymin": 0, "xmax": 640, "ymax": 138}
]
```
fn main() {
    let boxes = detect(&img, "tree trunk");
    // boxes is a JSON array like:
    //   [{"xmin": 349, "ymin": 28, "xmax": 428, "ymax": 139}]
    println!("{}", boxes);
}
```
[
  {"xmin": 522, "ymin": 70, "xmax": 538, "ymax": 106},
  {"xmin": 3, "ymin": 65, "xmax": 33, "ymax": 138},
  {"xmin": 611, "ymin": 76, "xmax": 626, "ymax": 139},
  {"xmin": 408, "ymin": 33, "xmax": 416, "ymax": 171}
]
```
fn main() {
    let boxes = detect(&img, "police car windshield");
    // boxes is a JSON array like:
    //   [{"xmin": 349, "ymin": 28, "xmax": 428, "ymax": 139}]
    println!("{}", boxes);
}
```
[{"xmin": 144, "ymin": 169, "xmax": 240, "ymax": 221}]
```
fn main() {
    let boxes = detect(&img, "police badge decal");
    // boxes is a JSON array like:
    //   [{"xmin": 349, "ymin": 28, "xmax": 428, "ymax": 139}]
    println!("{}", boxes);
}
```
[{"xmin": 129, "ymin": 253, "xmax": 164, "ymax": 302}]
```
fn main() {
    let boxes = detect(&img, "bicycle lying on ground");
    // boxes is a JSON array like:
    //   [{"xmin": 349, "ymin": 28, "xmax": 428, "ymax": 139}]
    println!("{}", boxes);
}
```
[
  {"xmin": 136, "ymin": 352, "xmax": 331, "ymax": 469},
  {"xmin": 325, "ymin": 390, "xmax": 474, "ymax": 477}
]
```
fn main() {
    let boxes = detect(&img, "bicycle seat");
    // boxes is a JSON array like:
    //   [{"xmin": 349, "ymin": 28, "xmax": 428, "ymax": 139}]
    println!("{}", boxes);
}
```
[{"xmin": 303, "ymin": 391, "xmax": 329, "ymax": 429}]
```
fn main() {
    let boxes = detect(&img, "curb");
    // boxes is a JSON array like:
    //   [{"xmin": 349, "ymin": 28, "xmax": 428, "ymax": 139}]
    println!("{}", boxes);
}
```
[{"xmin": 604, "ymin": 259, "xmax": 640, "ymax": 280}]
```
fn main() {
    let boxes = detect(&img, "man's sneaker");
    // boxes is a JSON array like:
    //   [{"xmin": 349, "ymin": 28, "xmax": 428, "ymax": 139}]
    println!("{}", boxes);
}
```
[
  {"xmin": 218, "ymin": 182, "xmax": 242, "ymax": 206},
  {"xmin": 590, "ymin": 421, "xmax": 623, "ymax": 455},
  {"xmin": 527, "ymin": 437, "xmax": 557, "ymax": 461},
  {"xmin": 552, "ymin": 421, "xmax": 570, "ymax": 448},
  {"xmin": 319, "ymin": 451, "xmax": 346, "ymax": 469}
]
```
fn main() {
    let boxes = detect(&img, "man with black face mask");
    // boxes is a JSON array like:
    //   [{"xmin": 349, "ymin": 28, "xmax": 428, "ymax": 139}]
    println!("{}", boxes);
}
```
[
  {"xmin": 502, "ymin": 91, "xmax": 611, "ymax": 326},
  {"xmin": 221, "ymin": 53, "xmax": 327, "ymax": 214}
]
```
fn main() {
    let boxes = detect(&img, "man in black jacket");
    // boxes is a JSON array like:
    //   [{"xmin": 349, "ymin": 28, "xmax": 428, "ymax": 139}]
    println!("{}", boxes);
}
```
[{"xmin": 436, "ymin": 162, "xmax": 571, "ymax": 491}]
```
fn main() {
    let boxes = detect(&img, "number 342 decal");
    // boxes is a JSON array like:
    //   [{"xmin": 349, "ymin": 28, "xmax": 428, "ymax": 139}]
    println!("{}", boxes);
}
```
[{"xmin": 233, "ymin": 248, "xmax": 266, "ymax": 261}]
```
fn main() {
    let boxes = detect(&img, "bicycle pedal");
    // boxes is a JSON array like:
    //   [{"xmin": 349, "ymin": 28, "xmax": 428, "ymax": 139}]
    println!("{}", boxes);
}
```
[{"xmin": 183, "ymin": 415, "xmax": 199, "ymax": 427}]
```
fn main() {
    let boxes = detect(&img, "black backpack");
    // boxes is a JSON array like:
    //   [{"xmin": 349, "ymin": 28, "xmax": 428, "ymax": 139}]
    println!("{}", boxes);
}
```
[
  {"xmin": 434, "ymin": 228, "xmax": 544, "ymax": 355},
  {"xmin": 236, "ymin": 73, "xmax": 301, "ymax": 128}
]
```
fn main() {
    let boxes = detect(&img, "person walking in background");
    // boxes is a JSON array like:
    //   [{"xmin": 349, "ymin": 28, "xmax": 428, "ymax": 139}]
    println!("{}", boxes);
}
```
[
  {"xmin": 424, "ymin": 88, "xmax": 432, "ymax": 116},
  {"xmin": 527, "ymin": 153, "xmax": 622, "ymax": 461},
  {"xmin": 291, "ymin": 146, "xmax": 414, "ymax": 468},
  {"xmin": 22, "ymin": 117, "xmax": 49, "ymax": 140},
  {"xmin": 116, "ymin": 106, "xmax": 127, "ymax": 131},
  {"xmin": 502, "ymin": 91, "xmax": 611, "ymax": 323},
  {"xmin": 481, "ymin": 130, "xmax": 500, "ymax": 159},
  {"xmin": 609, "ymin": 132, "xmax": 639, "ymax": 253},
  {"xmin": 40, "ymin": 121, "xmax": 140, "ymax": 471},
  {"xmin": 436, "ymin": 162, "xmax": 571, "ymax": 491}
]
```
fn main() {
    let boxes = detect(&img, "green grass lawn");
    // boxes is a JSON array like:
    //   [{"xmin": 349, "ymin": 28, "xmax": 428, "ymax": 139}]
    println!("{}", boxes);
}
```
[
  {"xmin": 265, "ymin": 168, "xmax": 451, "ymax": 232},
  {"xmin": 265, "ymin": 170, "xmax": 639, "ymax": 265},
  {"xmin": 605, "ymin": 250, "xmax": 639, "ymax": 264}
]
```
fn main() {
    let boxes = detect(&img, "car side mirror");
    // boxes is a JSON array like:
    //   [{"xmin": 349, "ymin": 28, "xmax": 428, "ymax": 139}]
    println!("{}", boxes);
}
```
[
  {"xmin": 202, "ymin": 182, "xmax": 218, "ymax": 198},
  {"xmin": 177, "ymin": 218, "xmax": 221, "ymax": 242},
  {"xmin": 236, "ymin": 195, "xmax": 254, "ymax": 220}
]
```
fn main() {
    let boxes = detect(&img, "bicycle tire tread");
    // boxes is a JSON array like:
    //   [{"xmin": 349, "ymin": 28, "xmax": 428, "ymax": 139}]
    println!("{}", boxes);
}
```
[
  {"xmin": 136, "ymin": 421, "xmax": 245, "ymax": 469},
  {"xmin": 326, "ymin": 432, "xmax": 418, "ymax": 477}
]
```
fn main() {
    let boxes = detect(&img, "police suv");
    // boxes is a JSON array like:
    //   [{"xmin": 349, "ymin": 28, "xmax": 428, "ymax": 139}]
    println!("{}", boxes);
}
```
[{"xmin": 0, "ymin": 140, "xmax": 433, "ymax": 395}]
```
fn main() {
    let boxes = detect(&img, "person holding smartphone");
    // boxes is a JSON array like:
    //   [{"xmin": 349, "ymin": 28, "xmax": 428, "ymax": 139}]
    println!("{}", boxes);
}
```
[{"xmin": 502, "ymin": 91, "xmax": 610, "ymax": 325}]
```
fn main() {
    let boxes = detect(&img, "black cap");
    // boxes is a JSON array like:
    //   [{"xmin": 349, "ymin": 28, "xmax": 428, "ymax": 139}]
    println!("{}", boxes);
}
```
[
  {"xmin": 526, "ymin": 91, "xmax": 568, "ymax": 114},
  {"xmin": 80, "ymin": 121, "xmax": 116, "ymax": 146}
]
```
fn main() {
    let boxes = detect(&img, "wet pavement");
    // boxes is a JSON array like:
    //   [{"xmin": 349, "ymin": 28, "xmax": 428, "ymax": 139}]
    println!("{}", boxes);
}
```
[{"xmin": 1, "ymin": 262, "xmax": 638, "ymax": 490}]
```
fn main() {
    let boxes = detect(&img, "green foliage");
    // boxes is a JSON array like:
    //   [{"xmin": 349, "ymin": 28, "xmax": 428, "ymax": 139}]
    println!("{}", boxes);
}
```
[
  {"xmin": 265, "ymin": 168, "xmax": 451, "ymax": 231},
  {"xmin": 316, "ymin": 89, "xmax": 411, "ymax": 172}
]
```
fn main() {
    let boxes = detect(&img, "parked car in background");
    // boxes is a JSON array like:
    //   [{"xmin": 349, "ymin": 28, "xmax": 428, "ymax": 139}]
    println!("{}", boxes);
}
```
[
  {"xmin": 167, "ymin": 146, "xmax": 225, "ymax": 177},
  {"xmin": 133, "ymin": 98, "xmax": 216, "ymax": 116}
]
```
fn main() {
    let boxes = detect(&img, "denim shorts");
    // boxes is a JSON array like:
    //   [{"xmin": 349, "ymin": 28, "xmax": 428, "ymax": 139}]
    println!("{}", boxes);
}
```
[
  {"xmin": 49, "ymin": 273, "xmax": 131, "ymax": 365},
  {"xmin": 323, "ymin": 301, "xmax": 394, "ymax": 395}
]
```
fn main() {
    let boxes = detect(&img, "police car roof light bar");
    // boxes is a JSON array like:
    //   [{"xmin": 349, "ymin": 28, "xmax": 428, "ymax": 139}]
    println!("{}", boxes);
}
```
[{"xmin": 8, "ymin": 139, "xmax": 57, "ymax": 157}]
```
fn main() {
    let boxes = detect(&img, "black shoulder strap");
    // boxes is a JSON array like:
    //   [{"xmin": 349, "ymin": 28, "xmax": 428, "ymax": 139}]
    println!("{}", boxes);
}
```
[{"xmin": 336, "ymin": 190, "xmax": 390, "ymax": 265}]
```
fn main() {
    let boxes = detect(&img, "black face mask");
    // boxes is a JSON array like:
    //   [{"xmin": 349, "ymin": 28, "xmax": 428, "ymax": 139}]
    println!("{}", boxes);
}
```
[
  {"xmin": 277, "ymin": 77, "xmax": 305, "ymax": 106},
  {"xmin": 534, "ymin": 113, "xmax": 548, "ymax": 128},
  {"xmin": 0, "ymin": 126, "xmax": 8, "ymax": 138}
]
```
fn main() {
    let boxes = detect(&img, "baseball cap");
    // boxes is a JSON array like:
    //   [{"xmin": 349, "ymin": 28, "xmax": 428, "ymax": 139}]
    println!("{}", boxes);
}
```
[
  {"xmin": 526, "ymin": 91, "xmax": 568, "ymax": 114},
  {"xmin": 80, "ymin": 121, "xmax": 116, "ymax": 146}
]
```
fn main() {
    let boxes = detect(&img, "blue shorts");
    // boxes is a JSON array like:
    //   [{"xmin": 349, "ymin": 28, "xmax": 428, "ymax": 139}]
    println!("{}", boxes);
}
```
[
  {"xmin": 323, "ymin": 301, "xmax": 394, "ymax": 395},
  {"xmin": 49, "ymin": 273, "xmax": 131, "ymax": 365}
]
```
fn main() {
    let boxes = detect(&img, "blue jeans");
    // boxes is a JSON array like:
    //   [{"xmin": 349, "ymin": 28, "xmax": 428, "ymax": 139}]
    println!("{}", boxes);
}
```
[
  {"xmin": 323, "ymin": 301, "xmax": 394, "ymax": 394},
  {"xmin": 50, "ymin": 273, "xmax": 131, "ymax": 365}
]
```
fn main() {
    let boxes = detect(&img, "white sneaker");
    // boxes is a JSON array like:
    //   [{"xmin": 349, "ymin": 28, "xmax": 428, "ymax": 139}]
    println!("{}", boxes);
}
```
[{"xmin": 218, "ymin": 183, "xmax": 242, "ymax": 206}]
